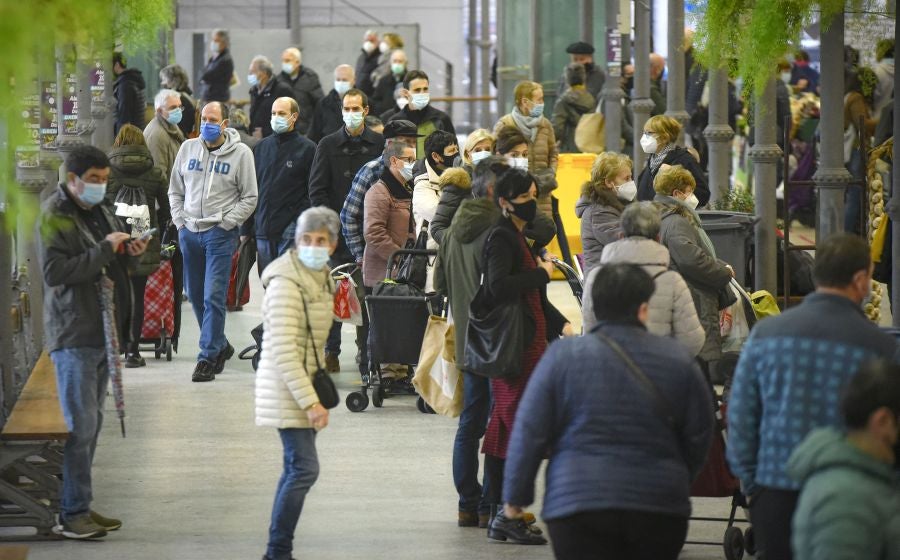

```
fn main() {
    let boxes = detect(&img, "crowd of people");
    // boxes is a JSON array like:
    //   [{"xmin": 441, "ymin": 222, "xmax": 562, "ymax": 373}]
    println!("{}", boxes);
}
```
[{"xmin": 37, "ymin": 25, "xmax": 900, "ymax": 560}]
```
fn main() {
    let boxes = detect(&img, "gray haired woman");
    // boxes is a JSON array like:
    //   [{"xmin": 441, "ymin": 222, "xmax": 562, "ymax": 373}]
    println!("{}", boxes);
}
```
[
  {"xmin": 159, "ymin": 64, "xmax": 196, "ymax": 138},
  {"xmin": 255, "ymin": 206, "xmax": 339, "ymax": 560},
  {"xmin": 583, "ymin": 202, "xmax": 705, "ymax": 356}
]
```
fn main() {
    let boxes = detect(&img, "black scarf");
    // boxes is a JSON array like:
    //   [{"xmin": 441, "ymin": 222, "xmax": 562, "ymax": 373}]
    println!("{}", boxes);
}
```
[{"xmin": 380, "ymin": 167, "xmax": 412, "ymax": 200}]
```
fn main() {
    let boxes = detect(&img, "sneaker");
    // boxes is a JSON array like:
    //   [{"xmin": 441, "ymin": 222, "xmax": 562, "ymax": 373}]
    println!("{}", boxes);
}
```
[
  {"xmin": 90, "ymin": 510, "xmax": 122, "ymax": 531},
  {"xmin": 213, "ymin": 343, "xmax": 235, "ymax": 374},
  {"xmin": 124, "ymin": 353, "xmax": 146, "ymax": 368},
  {"xmin": 192, "ymin": 360, "xmax": 216, "ymax": 382},
  {"xmin": 325, "ymin": 353, "xmax": 340, "ymax": 373},
  {"xmin": 54, "ymin": 514, "xmax": 107, "ymax": 540}
]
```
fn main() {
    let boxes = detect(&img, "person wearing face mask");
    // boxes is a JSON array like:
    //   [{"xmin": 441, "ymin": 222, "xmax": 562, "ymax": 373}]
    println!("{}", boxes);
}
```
[
  {"xmin": 144, "ymin": 89, "xmax": 185, "ymax": 183},
  {"xmin": 379, "ymin": 81, "xmax": 410, "ymax": 123},
  {"xmin": 372, "ymin": 50, "xmax": 408, "ymax": 117},
  {"xmin": 789, "ymin": 360, "xmax": 900, "ymax": 560},
  {"xmin": 169, "ymin": 101, "xmax": 259, "ymax": 382},
  {"xmin": 307, "ymin": 64, "xmax": 356, "ymax": 144},
  {"xmin": 575, "ymin": 152, "xmax": 636, "ymax": 274},
  {"xmin": 241, "ymin": 96, "xmax": 317, "ymax": 275},
  {"xmin": 728, "ymin": 234, "xmax": 900, "ymax": 560},
  {"xmin": 554, "ymin": 41, "xmax": 606, "ymax": 101},
  {"xmin": 653, "ymin": 165, "xmax": 732, "ymax": 372},
  {"xmin": 552, "ymin": 63, "xmax": 597, "ymax": 154},
  {"xmin": 495, "ymin": 81, "xmax": 558, "ymax": 176},
  {"xmin": 248, "ymin": 55, "xmax": 296, "ymax": 139},
  {"xmin": 369, "ymin": 34, "xmax": 405, "ymax": 102},
  {"xmin": 159, "ymin": 64, "xmax": 197, "ymax": 138},
  {"xmin": 355, "ymin": 29, "xmax": 382, "ymax": 97},
  {"xmin": 112, "ymin": 52, "xmax": 147, "ymax": 134},
  {"xmin": 278, "ymin": 47, "xmax": 324, "ymax": 135},
  {"xmin": 635, "ymin": 115, "xmax": 709, "ymax": 205},
  {"xmin": 309, "ymin": 87, "xmax": 382, "ymax": 372},
  {"xmin": 361, "ymin": 142, "xmax": 418, "ymax": 288},
  {"xmin": 255, "ymin": 207, "xmax": 339, "ymax": 560},
  {"xmin": 38, "ymin": 145, "xmax": 149, "ymax": 539},
  {"xmin": 198, "ymin": 29, "xmax": 234, "ymax": 103},
  {"xmin": 479, "ymin": 168, "xmax": 572, "ymax": 544},
  {"xmin": 387, "ymin": 70, "xmax": 456, "ymax": 158}
]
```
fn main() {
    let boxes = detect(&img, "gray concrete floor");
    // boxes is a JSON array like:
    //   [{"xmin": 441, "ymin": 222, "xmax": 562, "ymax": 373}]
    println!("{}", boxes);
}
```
[{"xmin": 26, "ymin": 274, "xmax": 748, "ymax": 560}]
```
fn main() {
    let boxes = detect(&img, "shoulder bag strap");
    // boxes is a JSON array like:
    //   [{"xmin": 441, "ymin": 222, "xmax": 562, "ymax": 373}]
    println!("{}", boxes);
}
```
[
  {"xmin": 594, "ymin": 330, "xmax": 679, "ymax": 432},
  {"xmin": 300, "ymin": 295, "xmax": 324, "ymax": 372}
]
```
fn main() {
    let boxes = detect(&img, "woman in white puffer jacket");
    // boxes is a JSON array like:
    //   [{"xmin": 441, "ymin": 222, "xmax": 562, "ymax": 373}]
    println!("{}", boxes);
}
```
[
  {"xmin": 583, "ymin": 201, "xmax": 705, "ymax": 356},
  {"xmin": 255, "ymin": 207, "xmax": 338, "ymax": 560}
]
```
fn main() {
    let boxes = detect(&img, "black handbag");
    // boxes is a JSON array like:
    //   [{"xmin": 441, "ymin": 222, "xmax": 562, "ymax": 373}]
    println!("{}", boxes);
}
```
[
  {"xmin": 395, "ymin": 218, "xmax": 429, "ymax": 290},
  {"xmin": 300, "ymin": 296, "xmax": 340, "ymax": 409},
  {"xmin": 463, "ymin": 230, "xmax": 528, "ymax": 379}
]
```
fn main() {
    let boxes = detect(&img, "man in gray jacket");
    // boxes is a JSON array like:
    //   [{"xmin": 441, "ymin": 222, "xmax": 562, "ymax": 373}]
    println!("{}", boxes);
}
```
[{"xmin": 169, "ymin": 101, "xmax": 258, "ymax": 382}]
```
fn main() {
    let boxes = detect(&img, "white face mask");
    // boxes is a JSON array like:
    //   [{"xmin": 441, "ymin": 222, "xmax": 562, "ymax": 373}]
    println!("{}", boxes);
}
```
[
  {"xmin": 509, "ymin": 156, "xmax": 529, "ymax": 170},
  {"xmin": 470, "ymin": 151, "xmax": 491, "ymax": 164},
  {"xmin": 379, "ymin": 41, "xmax": 390, "ymax": 53},
  {"xmin": 615, "ymin": 180, "xmax": 637, "ymax": 202},
  {"xmin": 363, "ymin": 41, "xmax": 376, "ymax": 54},
  {"xmin": 210, "ymin": 41, "xmax": 220, "ymax": 54},
  {"xmin": 683, "ymin": 193, "xmax": 700, "ymax": 209},
  {"xmin": 640, "ymin": 133, "xmax": 658, "ymax": 154},
  {"xmin": 399, "ymin": 161, "xmax": 415, "ymax": 181},
  {"xmin": 334, "ymin": 80, "xmax": 352, "ymax": 97},
  {"xmin": 396, "ymin": 97, "xmax": 409, "ymax": 110}
]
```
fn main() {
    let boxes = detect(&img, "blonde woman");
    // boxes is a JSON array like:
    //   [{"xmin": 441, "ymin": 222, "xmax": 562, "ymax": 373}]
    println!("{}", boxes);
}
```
[
  {"xmin": 494, "ymin": 81, "xmax": 558, "ymax": 174},
  {"xmin": 576, "ymin": 152, "xmax": 635, "ymax": 274},
  {"xmin": 462, "ymin": 128, "xmax": 496, "ymax": 169},
  {"xmin": 636, "ymin": 115, "xmax": 709, "ymax": 205}
]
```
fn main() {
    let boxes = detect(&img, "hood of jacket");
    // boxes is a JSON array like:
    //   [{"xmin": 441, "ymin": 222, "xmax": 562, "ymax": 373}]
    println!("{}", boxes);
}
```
[
  {"xmin": 575, "ymin": 186, "xmax": 623, "ymax": 219},
  {"xmin": 114, "ymin": 68, "xmax": 146, "ymax": 89},
  {"xmin": 452, "ymin": 198, "xmax": 499, "ymax": 244},
  {"xmin": 108, "ymin": 144, "xmax": 155, "ymax": 175},
  {"xmin": 260, "ymin": 248, "xmax": 331, "ymax": 292},
  {"xmin": 787, "ymin": 427, "xmax": 896, "ymax": 487},
  {"xmin": 601, "ymin": 237, "xmax": 670, "ymax": 268},
  {"xmin": 561, "ymin": 87, "xmax": 596, "ymax": 112},
  {"xmin": 438, "ymin": 167, "xmax": 471, "ymax": 191}
]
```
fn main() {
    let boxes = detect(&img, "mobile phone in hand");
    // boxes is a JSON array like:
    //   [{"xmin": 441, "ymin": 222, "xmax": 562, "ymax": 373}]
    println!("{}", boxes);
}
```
[{"xmin": 139, "ymin": 228, "xmax": 158, "ymax": 241}]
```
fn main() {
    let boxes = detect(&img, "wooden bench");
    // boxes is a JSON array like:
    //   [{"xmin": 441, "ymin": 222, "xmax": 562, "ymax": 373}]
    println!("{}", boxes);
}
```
[{"xmin": 0, "ymin": 353, "xmax": 68, "ymax": 539}]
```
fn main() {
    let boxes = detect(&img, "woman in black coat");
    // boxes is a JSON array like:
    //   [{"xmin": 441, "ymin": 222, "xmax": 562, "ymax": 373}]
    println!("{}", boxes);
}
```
[{"xmin": 636, "ymin": 115, "xmax": 709, "ymax": 206}]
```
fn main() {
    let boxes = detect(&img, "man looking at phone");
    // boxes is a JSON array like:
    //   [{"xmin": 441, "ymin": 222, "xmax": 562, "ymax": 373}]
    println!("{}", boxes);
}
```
[{"xmin": 37, "ymin": 145, "xmax": 149, "ymax": 540}]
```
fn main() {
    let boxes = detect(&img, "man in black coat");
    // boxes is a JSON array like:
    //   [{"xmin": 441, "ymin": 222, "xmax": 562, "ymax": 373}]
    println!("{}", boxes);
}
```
[
  {"xmin": 241, "ymin": 97, "xmax": 317, "ymax": 274},
  {"xmin": 387, "ymin": 70, "xmax": 456, "ymax": 159},
  {"xmin": 112, "ymin": 53, "xmax": 147, "ymax": 134},
  {"xmin": 355, "ymin": 30, "xmax": 381, "ymax": 96},
  {"xmin": 197, "ymin": 29, "xmax": 234, "ymax": 103},
  {"xmin": 555, "ymin": 41, "xmax": 606, "ymax": 101},
  {"xmin": 309, "ymin": 87, "xmax": 384, "ymax": 371},
  {"xmin": 248, "ymin": 55, "xmax": 296, "ymax": 139},
  {"xmin": 307, "ymin": 64, "xmax": 355, "ymax": 144},
  {"xmin": 278, "ymin": 47, "xmax": 324, "ymax": 135}
]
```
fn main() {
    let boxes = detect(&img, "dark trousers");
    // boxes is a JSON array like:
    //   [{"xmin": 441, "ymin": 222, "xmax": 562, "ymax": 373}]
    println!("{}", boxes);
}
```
[
  {"xmin": 546, "ymin": 510, "xmax": 688, "ymax": 560},
  {"xmin": 483, "ymin": 454, "xmax": 505, "ymax": 507},
  {"xmin": 128, "ymin": 275, "xmax": 148, "ymax": 353},
  {"xmin": 257, "ymin": 237, "xmax": 293, "ymax": 278},
  {"xmin": 749, "ymin": 488, "xmax": 800, "ymax": 560},
  {"xmin": 452, "ymin": 372, "xmax": 492, "ymax": 514}
]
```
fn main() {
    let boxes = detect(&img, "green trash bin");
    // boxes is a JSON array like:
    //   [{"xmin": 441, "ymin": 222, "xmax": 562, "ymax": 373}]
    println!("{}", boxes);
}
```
[{"xmin": 698, "ymin": 211, "xmax": 758, "ymax": 287}]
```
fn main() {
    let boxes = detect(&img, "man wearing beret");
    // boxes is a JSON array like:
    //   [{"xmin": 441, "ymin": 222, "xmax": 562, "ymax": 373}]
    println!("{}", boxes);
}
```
[{"xmin": 556, "ymin": 41, "xmax": 606, "ymax": 101}]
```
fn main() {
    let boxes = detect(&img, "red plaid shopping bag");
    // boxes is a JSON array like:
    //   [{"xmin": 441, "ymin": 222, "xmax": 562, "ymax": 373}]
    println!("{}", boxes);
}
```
[{"xmin": 141, "ymin": 260, "xmax": 175, "ymax": 339}]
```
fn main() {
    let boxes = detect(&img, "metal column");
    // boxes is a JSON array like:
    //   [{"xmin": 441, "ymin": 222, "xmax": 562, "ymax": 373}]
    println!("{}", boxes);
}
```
[
  {"xmin": 704, "ymin": 68, "xmax": 734, "ymax": 205},
  {"xmin": 749, "ymin": 78, "xmax": 781, "ymax": 294},
  {"xmin": 891, "ymin": 6, "xmax": 900, "ymax": 325},
  {"xmin": 468, "ymin": 0, "xmax": 478, "ymax": 129},
  {"xmin": 664, "ymin": 0, "xmax": 689, "ymax": 143},
  {"xmin": 602, "ymin": 2, "xmax": 624, "ymax": 153},
  {"xmin": 631, "ymin": 0, "xmax": 655, "ymax": 171},
  {"xmin": 91, "ymin": 56, "xmax": 114, "ymax": 151},
  {"xmin": 814, "ymin": 12, "xmax": 852, "ymax": 242},
  {"xmin": 582, "ymin": 0, "xmax": 593, "ymax": 43},
  {"xmin": 620, "ymin": 0, "xmax": 632, "ymax": 65},
  {"xmin": 480, "ymin": 0, "xmax": 492, "ymax": 129}
]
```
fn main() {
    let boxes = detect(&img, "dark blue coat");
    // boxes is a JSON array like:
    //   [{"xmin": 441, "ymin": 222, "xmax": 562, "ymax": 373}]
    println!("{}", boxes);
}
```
[{"xmin": 503, "ymin": 322, "xmax": 715, "ymax": 520}]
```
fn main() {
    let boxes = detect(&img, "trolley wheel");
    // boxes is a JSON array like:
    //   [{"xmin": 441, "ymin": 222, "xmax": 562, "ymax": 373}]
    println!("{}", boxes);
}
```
[
  {"xmin": 154, "ymin": 347, "xmax": 161, "ymax": 360},
  {"xmin": 744, "ymin": 527, "xmax": 756, "ymax": 556},
  {"xmin": 346, "ymin": 391, "xmax": 369, "ymax": 413},
  {"xmin": 251, "ymin": 352, "xmax": 260, "ymax": 372},
  {"xmin": 165, "ymin": 339, "xmax": 173, "ymax": 361},
  {"xmin": 372, "ymin": 386, "xmax": 385, "ymax": 408},
  {"xmin": 723, "ymin": 526, "xmax": 745, "ymax": 560},
  {"xmin": 416, "ymin": 396, "xmax": 436, "ymax": 414}
]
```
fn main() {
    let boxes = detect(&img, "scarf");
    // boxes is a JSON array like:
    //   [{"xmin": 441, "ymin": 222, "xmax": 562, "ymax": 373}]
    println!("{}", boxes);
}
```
[
  {"xmin": 650, "ymin": 143, "xmax": 676, "ymax": 174},
  {"xmin": 510, "ymin": 108, "xmax": 541, "ymax": 143},
  {"xmin": 657, "ymin": 194, "xmax": 717, "ymax": 258},
  {"xmin": 380, "ymin": 167, "xmax": 413, "ymax": 200}
]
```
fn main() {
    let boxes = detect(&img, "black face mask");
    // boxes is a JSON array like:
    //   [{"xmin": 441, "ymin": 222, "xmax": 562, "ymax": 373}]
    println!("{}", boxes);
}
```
[{"xmin": 509, "ymin": 199, "xmax": 537, "ymax": 224}]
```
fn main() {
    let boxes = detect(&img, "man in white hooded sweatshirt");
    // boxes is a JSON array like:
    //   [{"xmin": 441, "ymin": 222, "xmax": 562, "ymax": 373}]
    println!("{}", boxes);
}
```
[{"xmin": 169, "ymin": 101, "xmax": 258, "ymax": 382}]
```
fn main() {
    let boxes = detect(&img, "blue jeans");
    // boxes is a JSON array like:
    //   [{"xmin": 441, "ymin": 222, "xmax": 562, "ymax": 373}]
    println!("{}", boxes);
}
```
[
  {"xmin": 257, "ymin": 237, "xmax": 294, "ymax": 277},
  {"xmin": 266, "ymin": 428, "xmax": 319, "ymax": 560},
  {"xmin": 179, "ymin": 226, "xmax": 239, "ymax": 362},
  {"xmin": 50, "ymin": 347, "xmax": 109, "ymax": 520},
  {"xmin": 452, "ymin": 371, "xmax": 492, "ymax": 514}
]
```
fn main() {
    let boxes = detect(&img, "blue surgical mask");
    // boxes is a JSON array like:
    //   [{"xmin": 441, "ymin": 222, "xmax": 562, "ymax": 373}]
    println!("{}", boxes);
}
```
[
  {"xmin": 271, "ymin": 115, "xmax": 292, "ymax": 134},
  {"xmin": 298, "ymin": 245, "xmax": 330, "ymax": 270},
  {"xmin": 334, "ymin": 80, "xmax": 352, "ymax": 97},
  {"xmin": 342, "ymin": 111, "xmax": 365, "ymax": 130},
  {"xmin": 200, "ymin": 122, "xmax": 222, "ymax": 142},
  {"xmin": 166, "ymin": 107, "xmax": 183, "ymax": 125},
  {"xmin": 529, "ymin": 103, "xmax": 544, "ymax": 118},
  {"xmin": 282, "ymin": 62, "xmax": 295, "ymax": 75},
  {"xmin": 471, "ymin": 151, "xmax": 491, "ymax": 164},
  {"xmin": 247, "ymin": 73, "xmax": 259, "ymax": 87},
  {"xmin": 76, "ymin": 177, "xmax": 107, "ymax": 206},
  {"xmin": 400, "ymin": 161, "xmax": 415, "ymax": 181},
  {"xmin": 410, "ymin": 93, "xmax": 430, "ymax": 110},
  {"xmin": 391, "ymin": 63, "xmax": 406, "ymax": 75}
]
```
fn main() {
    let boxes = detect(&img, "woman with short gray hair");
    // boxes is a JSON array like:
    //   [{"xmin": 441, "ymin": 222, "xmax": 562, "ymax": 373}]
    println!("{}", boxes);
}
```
[
  {"xmin": 255, "ymin": 206, "xmax": 338, "ymax": 560},
  {"xmin": 582, "ymin": 202, "xmax": 705, "ymax": 356},
  {"xmin": 159, "ymin": 64, "xmax": 196, "ymax": 137}
]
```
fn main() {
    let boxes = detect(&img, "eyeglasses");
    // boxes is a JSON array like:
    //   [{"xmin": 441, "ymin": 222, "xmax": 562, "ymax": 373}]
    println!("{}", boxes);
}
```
[{"xmin": 396, "ymin": 156, "xmax": 415, "ymax": 164}]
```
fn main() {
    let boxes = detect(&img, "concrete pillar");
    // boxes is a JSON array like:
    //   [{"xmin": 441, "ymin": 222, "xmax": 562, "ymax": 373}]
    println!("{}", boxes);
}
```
[
  {"xmin": 91, "ymin": 56, "xmax": 114, "ymax": 151},
  {"xmin": 749, "ymin": 78, "xmax": 781, "ymax": 294},
  {"xmin": 288, "ymin": 0, "xmax": 301, "ymax": 47},
  {"xmin": 664, "ymin": 0, "xmax": 689, "ymax": 143},
  {"xmin": 602, "ymin": 3, "xmax": 624, "ymax": 153},
  {"xmin": 631, "ymin": 0, "xmax": 655, "ymax": 171},
  {"xmin": 704, "ymin": 68, "xmax": 734, "ymax": 206},
  {"xmin": 582, "ymin": 0, "xmax": 593, "ymax": 43},
  {"xmin": 530, "ymin": 0, "xmax": 541, "ymax": 83},
  {"xmin": 75, "ymin": 56, "xmax": 95, "ymax": 139},
  {"xmin": 468, "ymin": 0, "xmax": 478, "ymax": 129},
  {"xmin": 480, "ymin": 0, "xmax": 492, "ymax": 129},
  {"xmin": 814, "ymin": 13, "xmax": 852, "ymax": 242}
]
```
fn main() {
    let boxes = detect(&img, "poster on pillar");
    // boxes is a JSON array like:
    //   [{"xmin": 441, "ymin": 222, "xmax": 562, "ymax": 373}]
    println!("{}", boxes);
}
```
[
  {"xmin": 40, "ymin": 81, "xmax": 58, "ymax": 148},
  {"xmin": 16, "ymin": 82, "xmax": 41, "ymax": 168},
  {"xmin": 607, "ymin": 28, "xmax": 622, "ymax": 78},
  {"xmin": 91, "ymin": 62, "xmax": 105, "ymax": 106},
  {"xmin": 63, "ymin": 73, "xmax": 78, "ymax": 135}
]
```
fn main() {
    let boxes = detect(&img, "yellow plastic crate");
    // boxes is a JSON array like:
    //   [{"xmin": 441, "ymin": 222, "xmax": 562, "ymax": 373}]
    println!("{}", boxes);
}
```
[{"xmin": 545, "ymin": 153, "xmax": 597, "ymax": 267}]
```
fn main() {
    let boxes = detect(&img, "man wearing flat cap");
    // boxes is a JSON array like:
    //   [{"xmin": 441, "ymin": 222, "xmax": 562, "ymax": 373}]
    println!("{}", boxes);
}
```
[{"xmin": 556, "ymin": 41, "xmax": 606, "ymax": 101}]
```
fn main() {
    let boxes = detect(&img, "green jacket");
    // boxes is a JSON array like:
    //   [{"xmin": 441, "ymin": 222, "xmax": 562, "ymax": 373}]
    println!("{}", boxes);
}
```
[{"xmin": 788, "ymin": 427, "xmax": 900, "ymax": 560}]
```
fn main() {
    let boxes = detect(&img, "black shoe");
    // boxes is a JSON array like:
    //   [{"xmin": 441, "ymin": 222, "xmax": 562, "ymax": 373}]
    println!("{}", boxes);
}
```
[
  {"xmin": 192, "ymin": 360, "xmax": 216, "ymax": 382},
  {"xmin": 124, "ymin": 353, "xmax": 146, "ymax": 368},
  {"xmin": 213, "ymin": 343, "xmax": 235, "ymax": 374},
  {"xmin": 487, "ymin": 510, "xmax": 547, "ymax": 545}
]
